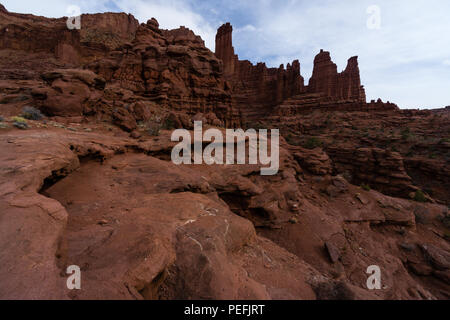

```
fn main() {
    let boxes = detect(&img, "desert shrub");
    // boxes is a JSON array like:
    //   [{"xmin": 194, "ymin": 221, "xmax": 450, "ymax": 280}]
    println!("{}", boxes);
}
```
[
  {"xmin": 401, "ymin": 128, "xmax": 411, "ymax": 140},
  {"xmin": 13, "ymin": 121, "xmax": 28, "ymax": 130},
  {"xmin": 246, "ymin": 121, "xmax": 265, "ymax": 130},
  {"xmin": 342, "ymin": 171, "xmax": 353, "ymax": 182},
  {"xmin": 444, "ymin": 230, "xmax": 450, "ymax": 241},
  {"xmin": 137, "ymin": 121, "xmax": 145, "ymax": 129},
  {"xmin": 161, "ymin": 117, "xmax": 175, "ymax": 130},
  {"xmin": 361, "ymin": 184, "xmax": 371, "ymax": 191},
  {"xmin": 0, "ymin": 116, "xmax": 3, "ymax": 122},
  {"xmin": 304, "ymin": 137, "xmax": 322, "ymax": 149},
  {"xmin": 147, "ymin": 122, "xmax": 161, "ymax": 136},
  {"xmin": 22, "ymin": 106, "xmax": 44, "ymax": 120},
  {"xmin": 11, "ymin": 116, "xmax": 29, "ymax": 129},
  {"xmin": 413, "ymin": 190, "xmax": 427, "ymax": 203},
  {"xmin": 286, "ymin": 134, "xmax": 302, "ymax": 146},
  {"xmin": 16, "ymin": 94, "xmax": 29, "ymax": 102},
  {"xmin": 0, "ymin": 122, "xmax": 8, "ymax": 129},
  {"xmin": 11, "ymin": 116, "xmax": 27, "ymax": 123}
]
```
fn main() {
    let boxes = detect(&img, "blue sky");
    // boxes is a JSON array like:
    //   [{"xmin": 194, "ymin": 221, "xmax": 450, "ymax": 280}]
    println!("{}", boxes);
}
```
[{"xmin": 2, "ymin": 0, "xmax": 450, "ymax": 109}]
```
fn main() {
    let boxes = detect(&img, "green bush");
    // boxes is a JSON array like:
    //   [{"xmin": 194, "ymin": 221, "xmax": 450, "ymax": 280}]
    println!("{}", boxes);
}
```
[
  {"xmin": 286, "ymin": 134, "xmax": 302, "ymax": 146},
  {"xmin": 13, "ymin": 121, "xmax": 29, "ymax": 130},
  {"xmin": 147, "ymin": 122, "xmax": 161, "ymax": 136},
  {"xmin": 304, "ymin": 137, "xmax": 322, "ymax": 149},
  {"xmin": 361, "ymin": 184, "xmax": 371, "ymax": 191},
  {"xmin": 444, "ymin": 230, "xmax": 450, "ymax": 240},
  {"xmin": 406, "ymin": 150, "xmax": 414, "ymax": 158},
  {"xmin": 11, "ymin": 116, "xmax": 27, "ymax": 124},
  {"xmin": 22, "ymin": 106, "xmax": 44, "ymax": 120},
  {"xmin": 413, "ymin": 190, "xmax": 427, "ymax": 203},
  {"xmin": 401, "ymin": 128, "xmax": 411, "ymax": 140}
]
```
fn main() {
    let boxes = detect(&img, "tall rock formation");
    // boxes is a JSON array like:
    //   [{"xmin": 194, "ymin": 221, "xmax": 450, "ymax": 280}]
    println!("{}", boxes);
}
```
[
  {"xmin": 215, "ymin": 22, "xmax": 305, "ymax": 122},
  {"xmin": 308, "ymin": 50, "xmax": 366, "ymax": 103},
  {"xmin": 88, "ymin": 19, "xmax": 239, "ymax": 126},
  {"xmin": 341, "ymin": 56, "xmax": 367, "ymax": 102},
  {"xmin": 0, "ymin": 8, "xmax": 140, "ymax": 66},
  {"xmin": 215, "ymin": 22, "xmax": 236, "ymax": 78}
]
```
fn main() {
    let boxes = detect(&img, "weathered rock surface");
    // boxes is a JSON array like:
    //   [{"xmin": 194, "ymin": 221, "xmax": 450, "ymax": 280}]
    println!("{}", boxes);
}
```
[
  {"xmin": 0, "ymin": 129, "xmax": 319, "ymax": 299},
  {"xmin": 0, "ymin": 8, "xmax": 239, "ymax": 128}
]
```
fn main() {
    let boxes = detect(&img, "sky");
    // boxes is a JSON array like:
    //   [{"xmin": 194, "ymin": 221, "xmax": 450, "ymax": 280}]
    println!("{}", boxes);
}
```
[{"xmin": 2, "ymin": 0, "xmax": 450, "ymax": 109}]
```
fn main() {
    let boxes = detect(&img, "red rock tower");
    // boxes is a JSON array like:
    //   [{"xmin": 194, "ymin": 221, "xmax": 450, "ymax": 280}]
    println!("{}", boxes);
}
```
[
  {"xmin": 341, "ymin": 56, "xmax": 366, "ymax": 102},
  {"xmin": 215, "ymin": 22, "xmax": 236, "ymax": 78},
  {"xmin": 308, "ymin": 50, "xmax": 366, "ymax": 103}
]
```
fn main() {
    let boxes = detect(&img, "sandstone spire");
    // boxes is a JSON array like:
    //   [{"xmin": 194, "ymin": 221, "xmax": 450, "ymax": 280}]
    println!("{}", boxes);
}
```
[{"xmin": 215, "ymin": 22, "xmax": 236, "ymax": 77}]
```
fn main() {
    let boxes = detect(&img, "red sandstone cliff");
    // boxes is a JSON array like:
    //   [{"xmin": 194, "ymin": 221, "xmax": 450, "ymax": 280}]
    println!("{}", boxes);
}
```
[
  {"xmin": 308, "ymin": 51, "xmax": 366, "ymax": 103},
  {"xmin": 0, "ymin": 8, "xmax": 239, "ymax": 127}
]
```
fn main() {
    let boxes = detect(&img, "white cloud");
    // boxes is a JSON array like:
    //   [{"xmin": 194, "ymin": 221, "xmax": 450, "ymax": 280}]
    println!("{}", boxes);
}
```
[
  {"xmin": 236, "ymin": 25, "xmax": 258, "ymax": 32},
  {"xmin": 1, "ymin": 0, "xmax": 74, "ymax": 17}
]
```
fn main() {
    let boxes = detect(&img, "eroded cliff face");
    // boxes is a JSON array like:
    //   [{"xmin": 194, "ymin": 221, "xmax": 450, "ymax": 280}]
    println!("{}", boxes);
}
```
[
  {"xmin": 0, "ymin": 8, "xmax": 239, "ymax": 127},
  {"xmin": 0, "ymin": 8, "xmax": 139, "ymax": 65}
]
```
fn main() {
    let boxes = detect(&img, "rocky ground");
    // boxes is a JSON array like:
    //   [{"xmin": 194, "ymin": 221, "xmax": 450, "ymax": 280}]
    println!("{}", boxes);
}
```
[{"xmin": 0, "ymin": 4, "xmax": 449, "ymax": 300}]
